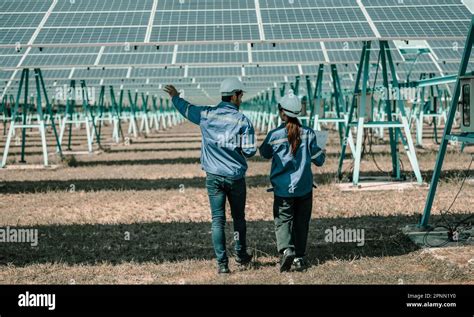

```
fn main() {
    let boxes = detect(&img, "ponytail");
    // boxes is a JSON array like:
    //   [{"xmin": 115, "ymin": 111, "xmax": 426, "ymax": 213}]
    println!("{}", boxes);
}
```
[{"xmin": 286, "ymin": 117, "xmax": 302, "ymax": 156}]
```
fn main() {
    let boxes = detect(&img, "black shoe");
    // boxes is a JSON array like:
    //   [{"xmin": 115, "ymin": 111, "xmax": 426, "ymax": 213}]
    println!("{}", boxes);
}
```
[
  {"xmin": 236, "ymin": 252, "xmax": 253, "ymax": 266},
  {"xmin": 217, "ymin": 263, "xmax": 230, "ymax": 274},
  {"xmin": 293, "ymin": 257, "xmax": 310, "ymax": 272},
  {"xmin": 280, "ymin": 248, "xmax": 295, "ymax": 272}
]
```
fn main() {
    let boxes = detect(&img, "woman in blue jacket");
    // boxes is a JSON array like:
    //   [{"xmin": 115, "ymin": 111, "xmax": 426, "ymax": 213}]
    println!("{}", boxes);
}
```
[{"xmin": 259, "ymin": 91, "xmax": 326, "ymax": 272}]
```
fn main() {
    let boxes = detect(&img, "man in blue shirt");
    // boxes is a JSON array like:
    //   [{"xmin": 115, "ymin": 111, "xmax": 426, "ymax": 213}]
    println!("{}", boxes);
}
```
[{"xmin": 164, "ymin": 78, "xmax": 257, "ymax": 274}]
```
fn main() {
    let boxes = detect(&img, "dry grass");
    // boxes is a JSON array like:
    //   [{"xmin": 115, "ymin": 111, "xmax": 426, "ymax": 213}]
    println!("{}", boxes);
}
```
[{"xmin": 0, "ymin": 120, "xmax": 473, "ymax": 284}]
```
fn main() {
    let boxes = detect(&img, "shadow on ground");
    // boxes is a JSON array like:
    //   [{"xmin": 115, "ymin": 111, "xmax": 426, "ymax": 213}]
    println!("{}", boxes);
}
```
[
  {"xmin": 1, "ymin": 169, "xmax": 473, "ymax": 194},
  {"xmin": 0, "ymin": 214, "xmax": 444, "ymax": 267}
]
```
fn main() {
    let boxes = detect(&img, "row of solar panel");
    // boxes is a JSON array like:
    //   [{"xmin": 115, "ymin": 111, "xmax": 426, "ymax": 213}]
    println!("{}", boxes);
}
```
[
  {"xmin": 2, "ymin": 4, "xmax": 468, "ymax": 29},
  {"xmin": 0, "ymin": 0, "xmax": 470, "ymax": 45},
  {"xmin": 2, "ymin": 48, "xmax": 468, "ymax": 70},
  {"xmin": 2, "ymin": 61, "xmax": 467, "ymax": 85},
  {"xmin": 0, "ymin": 0, "xmax": 465, "ymax": 13},
  {"xmin": 1, "ymin": 22, "xmax": 468, "ymax": 46}
]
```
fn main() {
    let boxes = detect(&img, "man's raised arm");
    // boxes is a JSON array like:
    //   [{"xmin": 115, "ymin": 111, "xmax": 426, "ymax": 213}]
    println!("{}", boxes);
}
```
[{"xmin": 164, "ymin": 85, "xmax": 203, "ymax": 125}]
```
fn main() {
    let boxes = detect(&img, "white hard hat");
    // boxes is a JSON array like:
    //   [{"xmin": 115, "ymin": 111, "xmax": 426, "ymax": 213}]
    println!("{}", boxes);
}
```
[
  {"xmin": 220, "ymin": 77, "xmax": 245, "ymax": 96},
  {"xmin": 278, "ymin": 90, "xmax": 301, "ymax": 118}
]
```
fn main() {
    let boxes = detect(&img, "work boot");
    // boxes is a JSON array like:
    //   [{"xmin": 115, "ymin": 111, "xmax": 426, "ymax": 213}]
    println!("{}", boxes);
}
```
[
  {"xmin": 236, "ymin": 251, "xmax": 253, "ymax": 266},
  {"xmin": 217, "ymin": 263, "xmax": 230, "ymax": 274},
  {"xmin": 280, "ymin": 248, "xmax": 295, "ymax": 272},
  {"xmin": 293, "ymin": 257, "xmax": 310, "ymax": 272}
]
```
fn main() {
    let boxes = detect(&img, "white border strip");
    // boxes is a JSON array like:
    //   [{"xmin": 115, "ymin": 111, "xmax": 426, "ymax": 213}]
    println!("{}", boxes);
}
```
[
  {"xmin": 320, "ymin": 42, "xmax": 330, "ymax": 63},
  {"xmin": 68, "ymin": 67, "xmax": 75, "ymax": 79},
  {"xmin": 255, "ymin": 0, "xmax": 266, "ymax": 41},
  {"xmin": 145, "ymin": 0, "xmax": 158, "ymax": 43},
  {"xmin": 172, "ymin": 45, "xmax": 178, "ymax": 64},
  {"xmin": 357, "ymin": 0, "xmax": 381, "ymax": 39},
  {"xmin": 94, "ymin": 46, "xmax": 105, "ymax": 66},
  {"xmin": 247, "ymin": 43, "xmax": 253, "ymax": 64}
]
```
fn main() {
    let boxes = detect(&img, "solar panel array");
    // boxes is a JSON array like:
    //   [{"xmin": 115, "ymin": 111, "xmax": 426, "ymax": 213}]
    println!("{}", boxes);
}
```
[{"xmin": 1, "ymin": 0, "xmax": 473, "ymax": 104}]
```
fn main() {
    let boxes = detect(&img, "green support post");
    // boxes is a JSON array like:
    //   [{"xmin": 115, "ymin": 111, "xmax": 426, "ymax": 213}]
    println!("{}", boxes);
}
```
[
  {"xmin": 280, "ymin": 83, "xmax": 286, "ymax": 97},
  {"xmin": 312, "ymin": 64, "xmax": 324, "ymax": 130},
  {"xmin": 80, "ymin": 81, "xmax": 101, "ymax": 148},
  {"xmin": 419, "ymin": 15, "xmax": 474, "ymax": 228},
  {"xmin": 19, "ymin": 69, "xmax": 29, "ymax": 163},
  {"xmin": 380, "ymin": 41, "xmax": 401, "ymax": 179},
  {"xmin": 109, "ymin": 86, "xmax": 124, "ymax": 142},
  {"xmin": 290, "ymin": 76, "xmax": 300, "ymax": 94},
  {"xmin": 97, "ymin": 86, "xmax": 105, "ymax": 141},
  {"xmin": 35, "ymin": 68, "xmax": 63, "ymax": 157},
  {"xmin": 2, "ymin": 68, "xmax": 50, "ymax": 167},
  {"xmin": 331, "ymin": 65, "xmax": 346, "ymax": 146},
  {"xmin": 66, "ymin": 80, "xmax": 75, "ymax": 150}
]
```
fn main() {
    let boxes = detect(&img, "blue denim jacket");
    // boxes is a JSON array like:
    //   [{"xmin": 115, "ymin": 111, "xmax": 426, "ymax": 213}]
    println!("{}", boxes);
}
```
[
  {"xmin": 259, "ymin": 124, "xmax": 325, "ymax": 197},
  {"xmin": 171, "ymin": 96, "xmax": 257, "ymax": 179}
]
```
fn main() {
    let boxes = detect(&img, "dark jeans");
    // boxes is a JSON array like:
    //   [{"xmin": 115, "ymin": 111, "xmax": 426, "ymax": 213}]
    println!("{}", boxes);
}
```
[
  {"xmin": 206, "ymin": 173, "xmax": 247, "ymax": 265},
  {"xmin": 273, "ymin": 191, "xmax": 313, "ymax": 258}
]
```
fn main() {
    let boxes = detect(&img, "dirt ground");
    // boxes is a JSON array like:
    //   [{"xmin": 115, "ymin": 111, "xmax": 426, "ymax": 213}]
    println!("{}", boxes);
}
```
[{"xmin": 0, "ymin": 117, "xmax": 473, "ymax": 284}]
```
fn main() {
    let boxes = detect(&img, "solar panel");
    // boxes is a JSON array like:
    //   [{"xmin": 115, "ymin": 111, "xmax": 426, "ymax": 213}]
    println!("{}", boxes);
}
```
[
  {"xmin": 361, "ymin": 0, "xmax": 462, "ymax": 6},
  {"xmin": 376, "ymin": 21, "xmax": 469, "ymax": 39},
  {"xmin": 54, "ymin": 0, "xmax": 154, "ymax": 12},
  {"xmin": 0, "ymin": 71, "xmax": 14, "ymax": 80},
  {"xmin": 158, "ymin": 0, "xmax": 256, "ymax": 11},
  {"xmin": 32, "ymin": 47, "xmax": 102, "ymax": 54},
  {"xmin": 253, "ymin": 42, "xmax": 323, "ymax": 50},
  {"xmin": 365, "ymin": 1, "xmax": 472, "ymax": 39},
  {"xmin": 253, "ymin": 51, "xmax": 325, "ymax": 63},
  {"xmin": 0, "ymin": 13, "xmax": 45, "ymax": 28},
  {"xmin": 0, "ymin": 0, "xmax": 472, "ymax": 102},
  {"xmin": 439, "ymin": 62, "xmax": 462, "ymax": 73},
  {"xmin": 250, "ymin": 42, "xmax": 325, "ymax": 63},
  {"xmin": 263, "ymin": 23, "xmax": 375, "ymax": 40},
  {"xmin": 396, "ymin": 61, "xmax": 440, "ymax": 73},
  {"xmin": 428, "ymin": 40, "xmax": 474, "ymax": 61},
  {"xmin": 45, "ymin": 12, "xmax": 151, "ymax": 27},
  {"xmin": 22, "ymin": 54, "xmax": 98, "ymax": 67},
  {"xmin": 19, "ymin": 47, "xmax": 103, "ymax": 68},
  {"xmin": 151, "ymin": 1, "xmax": 259, "ymax": 43},
  {"xmin": 150, "ymin": 25, "xmax": 260, "ymax": 43},
  {"xmin": 132, "ymin": 67, "xmax": 185, "ymax": 78},
  {"xmin": 177, "ymin": 52, "xmax": 248, "ymax": 64},
  {"xmin": 260, "ymin": 0, "xmax": 374, "ymax": 40},
  {"xmin": 179, "ymin": 44, "xmax": 245, "ymax": 52},
  {"xmin": 35, "ymin": 27, "xmax": 148, "ymax": 45},
  {"xmin": 101, "ymin": 52, "xmax": 173, "ymax": 66},
  {"xmin": 74, "ymin": 68, "xmax": 129, "ymax": 79},
  {"xmin": 39, "ymin": 69, "xmax": 74, "ymax": 79},
  {"xmin": 0, "ymin": 29, "xmax": 36, "ymax": 45},
  {"xmin": 260, "ymin": 0, "xmax": 358, "ymax": 9},
  {"xmin": 188, "ymin": 67, "xmax": 242, "ymax": 77},
  {"xmin": 245, "ymin": 65, "xmax": 299, "ymax": 76},
  {"xmin": 0, "ymin": 55, "xmax": 23, "ymax": 68},
  {"xmin": 0, "ymin": 0, "xmax": 51, "ymax": 13},
  {"xmin": 174, "ymin": 43, "xmax": 249, "ymax": 64}
]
